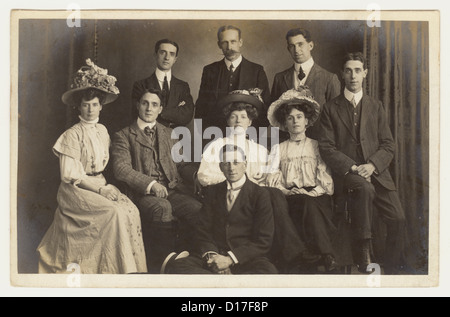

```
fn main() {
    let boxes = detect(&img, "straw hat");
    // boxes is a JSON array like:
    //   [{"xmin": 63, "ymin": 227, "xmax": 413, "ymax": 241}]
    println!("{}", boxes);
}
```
[
  {"xmin": 62, "ymin": 58, "xmax": 120, "ymax": 106},
  {"xmin": 267, "ymin": 86, "xmax": 321, "ymax": 131}
]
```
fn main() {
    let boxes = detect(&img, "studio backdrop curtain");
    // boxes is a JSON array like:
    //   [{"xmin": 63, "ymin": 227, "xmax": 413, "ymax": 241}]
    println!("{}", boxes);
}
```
[{"xmin": 364, "ymin": 21, "xmax": 429, "ymax": 273}]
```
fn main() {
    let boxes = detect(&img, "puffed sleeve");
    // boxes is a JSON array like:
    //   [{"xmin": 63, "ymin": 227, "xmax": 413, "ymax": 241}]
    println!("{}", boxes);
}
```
[
  {"xmin": 313, "ymin": 141, "xmax": 334, "ymax": 196},
  {"xmin": 197, "ymin": 138, "xmax": 227, "ymax": 186},
  {"xmin": 58, "ymin": 154, "xmax": 87, "ymax": 185},
  {"xmin": 53, "ymin": 128, "xmax": 87, "ymax": 185},
  {"xmin": 267, "ymin": 143, "xmax": 290, "ymax": 195}
]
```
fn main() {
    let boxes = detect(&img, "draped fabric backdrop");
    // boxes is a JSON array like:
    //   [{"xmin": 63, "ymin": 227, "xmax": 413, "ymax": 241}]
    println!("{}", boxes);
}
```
[
  {"xmin": 364, "ymin": 21, "xmax": 429, "ymax": 272},
  {"xmin": 16, "ymin": 18, "xmax": 428, "ymax": 274}
]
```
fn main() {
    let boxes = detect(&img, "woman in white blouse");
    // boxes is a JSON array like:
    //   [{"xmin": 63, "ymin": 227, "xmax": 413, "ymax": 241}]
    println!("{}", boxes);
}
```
[
  {"xmin": 196, "ymin": 89, "xmax": 323, "ymax": 273},
  {"xmin": 37, "ymin": 59, "xmax": 147, "ymax": 274},
  {"xmin": 267, "ymin": 86, "xmax": 337, "ymax": 272}
]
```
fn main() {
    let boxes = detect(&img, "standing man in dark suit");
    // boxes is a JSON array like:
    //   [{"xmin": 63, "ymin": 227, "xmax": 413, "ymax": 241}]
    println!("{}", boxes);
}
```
[
  {"xmin": 195, "ymin": 25, "xmax": 271, "ymax": 132},
  {"xmin": 318, "ymin": 52, "xmax": 405, "ymax": 274},
  {"xmin": 271, "ymin": 28, "xmax": 341, "ymax": 140},
  {"xmin": 113, "ymin": 89, "xmax": 202, "ymax": 273},
  {"xmin": 165, "ymin": 144, "xmax": 277, "ymax": 274},
  {"xmin": 132, "ymin": 39, "xmax": 195, "ymax": 128}
]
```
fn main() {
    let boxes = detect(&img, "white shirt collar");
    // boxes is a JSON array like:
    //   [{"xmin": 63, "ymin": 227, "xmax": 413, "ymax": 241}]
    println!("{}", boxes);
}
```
[
  {"xmin": 137, "ymin": 117, "xmax": 157, "ymax": 130},
  {"xmin": 227, "ymin": 174, "xmax": 247, "ymax": 190},
  {"xmin": 224, "ymin": 55, "xmax": 243, "ymax": 71},
  {"xmin": 79, "ymin": 115, "xmax": 99, "ymax": 125},
  {"xmin": 344, "ymin": 88, "xmax": 363, "ymax": 106},
  {"xmin": 155, "ymin": 68, "xmax": 172, "ymax": 84},
  {"xmin": 295, "ymin": 57, "xmax": 314, "ymax": 74}
]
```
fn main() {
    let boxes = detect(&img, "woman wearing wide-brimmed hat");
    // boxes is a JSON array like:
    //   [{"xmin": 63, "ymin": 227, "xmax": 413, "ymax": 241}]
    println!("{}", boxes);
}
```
[
  {"xmin": 37, "ymin": 59, "xmax": 147, "ymax": 274},
  {"xmin": 267, "ymin": 86, "xmax": 337, "ymax": 272},
  {"xmin": 194, "ymin": 88, "xmax": 322, "ymax": 273}
]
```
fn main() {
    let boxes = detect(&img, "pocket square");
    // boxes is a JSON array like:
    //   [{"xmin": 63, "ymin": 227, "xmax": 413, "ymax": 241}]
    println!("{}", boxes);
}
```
[{"xmin": 178, "ymin": 101, "xmax": 186, "ymax": 107}]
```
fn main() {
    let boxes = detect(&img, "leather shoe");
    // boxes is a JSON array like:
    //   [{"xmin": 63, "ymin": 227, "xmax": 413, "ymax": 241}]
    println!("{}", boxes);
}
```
[
  {"xmin": 356, "ymin": 241, "xmax": 372, "ymax": 274},
  {"xmin": 298, "ymin": 249, "xmax": 322, "ymax": 265},
  {"xmin": 323, "ymin": 254, "xmax": 338, "ymax": 272},
  {"xmin": 160, "ymin": 251, "xmax": 190, "ymax": 274}
]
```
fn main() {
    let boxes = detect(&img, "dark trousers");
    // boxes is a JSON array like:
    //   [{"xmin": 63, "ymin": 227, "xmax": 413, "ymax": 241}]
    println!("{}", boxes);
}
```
[
  {"xmin": 167, "ymin": 254, "xmax": 278, "ymax": 274},
  {"xmin": 265, "ymin": 187, "xmax": 309, "ymax": 266},
  {"xmin": 344, "ymin": 174, "xmax": 406, "ymax": 270},
  {"xmin": 286, "ymin": 194, "xmax": 336, "ymax": 256},
  {"xmin": 138, "ymin": 189, "xmax": 202, "ymax": 273}
]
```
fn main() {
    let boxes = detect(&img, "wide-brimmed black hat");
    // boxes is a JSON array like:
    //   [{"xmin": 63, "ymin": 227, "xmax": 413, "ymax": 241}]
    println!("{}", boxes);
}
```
[
  {"xmin": 267, "ymin": 86, "xmax": 321, "ymax": 132},
  {"xmin": 62, "ymin": 58, "xmax": 120, "ymax": 106},
  {"xmin": 217, "ymin": 88, "xmax": 265, "ymax": 117}
]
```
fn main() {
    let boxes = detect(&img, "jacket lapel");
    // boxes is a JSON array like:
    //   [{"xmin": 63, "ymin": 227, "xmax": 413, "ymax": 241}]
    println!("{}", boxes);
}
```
[
  {"xmin": 148, "ymin": 73, "xmax": 161, "ymax": 91},
  {"xmin": 283, "ymin": 66, "xmax": 295, "ymax": 90},
  {"xmin": 238, "ymin": 57, "xmax": 252, "ymax": 90},
  {"xmin": 130, "ymin": 121, "xmax": 155, "ymax": 149},
  {"xmin": 168, "ymin": 76, "xmax": 180, "ymax": 106},
  {"xmin": 228, "ymin": 178, "xmax": 250, "ymax": 215},
  {"xmin": 360, "ymin": 95, "xmax": 375, "ymax": 137},
  {"xmin": 214, "ymin": 61, "xmax": 224, "ymax": 99},
  {"xmin": 305, "ymin": 64, "xmax": 321, "ymax": 88},
  {"xmin": 215, "ymin": 182, "xmax": 230, "ymax": 217},
  {"xmin": 335, "ymin": 95, "xmax": 357, "ymax": 141}
]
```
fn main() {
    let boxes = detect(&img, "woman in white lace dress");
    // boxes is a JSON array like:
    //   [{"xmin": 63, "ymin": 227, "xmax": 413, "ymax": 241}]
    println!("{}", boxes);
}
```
[
  {"xmin": 267, "ymin": 87, "xmax": 337, "ymax": 272},
  {"xmin": 37, "ymin": 59, "xmax": 147, "ymax": 274}
]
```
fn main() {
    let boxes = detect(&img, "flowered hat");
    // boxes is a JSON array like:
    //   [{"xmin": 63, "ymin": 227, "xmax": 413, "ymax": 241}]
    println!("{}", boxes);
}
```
[
  {"xmin": 267, "ymin": 86, "xmax": 321, "ymax": 131},
  {"xmin": 62, "ymin": 58, "xmax": 120, "ymax": 106},
  {"xmin": 217, "ymin": 88, "xmax": 265, "ymax": 117}
]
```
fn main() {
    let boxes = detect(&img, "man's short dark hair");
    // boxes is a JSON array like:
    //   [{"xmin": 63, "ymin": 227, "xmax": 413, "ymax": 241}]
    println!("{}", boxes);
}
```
[
  {"xmin": 155, "ymin": 39, "xmax": 179, "ymax": 57},
  {"xmin": 342, "ymin": 52, "xmax": 367, "ymax": 70},
  {"xmin": 217, "ymin": 25, "xmax": 242, "ymax": 41},
  {"xmin": 285, "ymin": 28, "xmax": 313, "ymax": 42},
  {"xmin": 137, "ymin": 88, "xmax": 164, "ymax": 107},
  {"xmin": 219, "ymin": 144, "xmax": 247, "ymax": 163}
]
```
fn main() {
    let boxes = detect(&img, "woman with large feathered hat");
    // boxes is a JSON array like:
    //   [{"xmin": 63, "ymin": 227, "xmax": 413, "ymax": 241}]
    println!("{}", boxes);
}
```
[{"xmin": 37, "ymin": 59, "xmax": 147, "ymax": 274}]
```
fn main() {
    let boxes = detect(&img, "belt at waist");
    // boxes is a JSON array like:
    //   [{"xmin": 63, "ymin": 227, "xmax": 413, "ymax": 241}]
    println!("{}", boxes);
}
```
[{"xmin": 86, "ymin": 171, "xmax": 103, "ymax": 177}]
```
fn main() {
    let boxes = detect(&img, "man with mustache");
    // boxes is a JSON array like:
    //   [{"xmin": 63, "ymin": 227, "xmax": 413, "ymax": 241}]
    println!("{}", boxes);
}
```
[
  {"xmin": 195, "ymin": 25, "xmax": 271, "ymax": 132},
  {"xmin": 271, "ymin": 28, "xmax": 341, "ymax": 140}
]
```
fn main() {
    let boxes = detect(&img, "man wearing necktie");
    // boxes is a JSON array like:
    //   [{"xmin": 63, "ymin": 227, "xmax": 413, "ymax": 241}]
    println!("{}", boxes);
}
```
[
  {"xmin": 131, "ymin": 39, "xmax": 195, "ymax": 128},
  {"xmin": 164, "ymin": 144, "xmax": 277, "ymax": 274},
  {"xmin": 271, "ymin": 28, "xmax": 341, "ymax": 140},
  {"xmin": 112, "ymin": 88, "xmax": 202, "ymax": 273},
  {"xmin": 318, "ymin": 52, "xmax": 406, "ymax": 275},
  {"xmin": 195, "ymin": 25, "xmax": 271, "ymax": 132}
]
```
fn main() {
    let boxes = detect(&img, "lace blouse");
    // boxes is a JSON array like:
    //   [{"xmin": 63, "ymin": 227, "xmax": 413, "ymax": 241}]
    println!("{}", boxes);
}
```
[{"xmin": 268, "ymin": 138, "xmax": 334, "ymax": 196}]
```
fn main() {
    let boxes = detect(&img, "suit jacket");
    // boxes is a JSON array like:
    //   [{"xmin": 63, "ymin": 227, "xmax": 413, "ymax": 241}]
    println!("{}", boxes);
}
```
[
  {"xmin": 271, "ymin": 63, "xmax": 341, "ymax": 140},
  {"xmin": 271, "ymin": 63, "xmax": 341, "ymax": 106},
  {"xmin": 131, "ymin": 73, "xmax": 195, "ymax": 127},
  {"xmin": 318, "ymin": 94, "xmax": 397, "ymax": 194},
  {"xmin": 195, "ymin": 57, "xmax": 271, "ymax": 128},
  {"xmin": 111, "ymin": 121, "xmax": 186, "ymax": 200},
  {"xmin": 197, "ymin": 179, "xmax": 274, "ymax": 265}
]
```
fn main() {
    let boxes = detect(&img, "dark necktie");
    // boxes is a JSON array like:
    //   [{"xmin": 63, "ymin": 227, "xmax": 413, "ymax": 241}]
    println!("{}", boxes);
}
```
[
  {"xmin": 298, "ymin": 66, "xmax": 306, "ymax": 81},
  {"xmin": 163, "ymin": 75, "xmax": 169, "ymax": 106},
  {"xmin": 144, "ymin": 126, "xmax": 155, "ymax": 139},
  {"xmin": 229, "ymin": 63, "xmax": 234, "ymax": 73}
]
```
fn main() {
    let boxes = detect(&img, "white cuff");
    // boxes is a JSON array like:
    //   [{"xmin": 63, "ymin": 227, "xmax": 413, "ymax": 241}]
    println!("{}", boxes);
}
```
[
  {"xmin": 227, "ymin": 251, "xmax": 239, "ymax": 264},
  {"xmin": 146, "ymin": 180, "xmax": 157, "ymax": 195}
]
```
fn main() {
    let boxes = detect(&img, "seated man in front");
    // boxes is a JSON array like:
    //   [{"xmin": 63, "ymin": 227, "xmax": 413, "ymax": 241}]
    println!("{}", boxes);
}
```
[
  {"xmin": 165, "ymin": 144, "xmax": 277, "ymax": 274},
  {"xmin": 112, "ymin": 88, "xmax": 202, "ymax": 274}
]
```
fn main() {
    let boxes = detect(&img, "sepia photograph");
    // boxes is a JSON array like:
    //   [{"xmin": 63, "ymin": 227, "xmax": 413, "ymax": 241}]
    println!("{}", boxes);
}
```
[{"xmin": 7, "ymin": 5, "xmax": 441, "ymax": 293}]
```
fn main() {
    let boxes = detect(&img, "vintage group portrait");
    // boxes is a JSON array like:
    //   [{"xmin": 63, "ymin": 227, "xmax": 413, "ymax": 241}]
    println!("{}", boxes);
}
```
[{"xmin": 9, "ymin": 9, "xmax": 439, "ymax": 289}]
